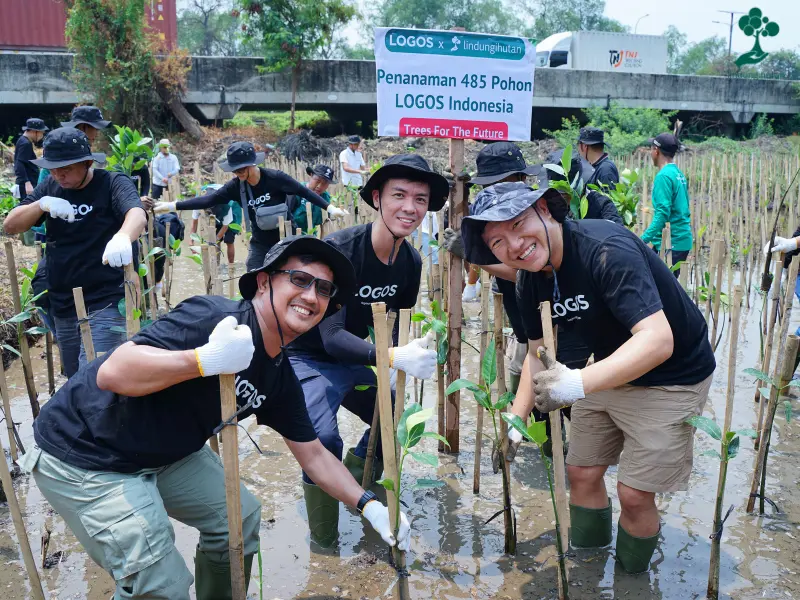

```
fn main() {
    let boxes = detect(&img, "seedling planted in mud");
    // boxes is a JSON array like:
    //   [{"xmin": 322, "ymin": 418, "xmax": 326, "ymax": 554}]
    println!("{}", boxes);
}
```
[{"xmin": 1, "ymin": 261, "xmax": 48, "ymax": 358}]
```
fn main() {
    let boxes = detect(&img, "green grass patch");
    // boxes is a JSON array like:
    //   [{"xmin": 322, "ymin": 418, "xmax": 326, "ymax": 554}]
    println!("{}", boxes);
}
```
[{"xmin": 224, "ymin": 110, "xmax": 333, "ymax": 135}]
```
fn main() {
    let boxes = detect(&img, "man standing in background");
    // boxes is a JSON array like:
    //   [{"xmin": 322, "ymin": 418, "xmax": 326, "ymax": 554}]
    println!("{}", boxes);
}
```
[
  {"xmin": 151, "ymin": 139, "xmax": 180, "ymax": 199},
  {"xmin": 15, "ymin": 118, "xmax": 48, "ymax": 197},
  {"xmin": 339, "ymin": 135, "xmax": 369, "ymax": 188},
  {"xmin": 577, "ymin": 127, "xmax": 619, "ymax": 188}
]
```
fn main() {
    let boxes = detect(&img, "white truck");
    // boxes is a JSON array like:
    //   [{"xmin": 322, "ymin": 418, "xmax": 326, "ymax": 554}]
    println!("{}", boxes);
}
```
[{"xmin": 535, "ymin": 31, "xmax": 668, "ymax": 74}]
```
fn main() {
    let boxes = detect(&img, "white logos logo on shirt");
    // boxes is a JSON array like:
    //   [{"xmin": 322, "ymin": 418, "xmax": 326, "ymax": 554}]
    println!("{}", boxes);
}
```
[
  {"xmin": 357, "ymin": 284, "xmax": 398, "ymax": 300},
  {"xmin": 235, "ymin": 375, "xmax": 265, "ymax": 410},
  {"xmin": 248, "ymin": 193, "xmax": 271, "ymax": 207},
  {"xmin": 552, "ymin": 295, "xmax": 589, "ymax": 318},
  {"xmin": 71, "ymin": 203, "xmax": 93, "ymax": 221}
]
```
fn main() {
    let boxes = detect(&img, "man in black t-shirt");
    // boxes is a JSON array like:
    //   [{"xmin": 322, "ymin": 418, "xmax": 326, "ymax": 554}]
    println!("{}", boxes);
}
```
[
  {"xmin": 4, "ymin": 128, "xmax": 147, "ymax": 377},
  {"xmin": 154, "ymin": 141, "xmax": 349, "ymax": 271},
  {"xmin": 577, "ymin": 127, "xmax": 620, "ymax": 188},
  {"xmin": 14, "ymin": 118, "xmax": 48, "ymax": 197},
  {"xmin": 19, "ymin": 236, "xmax": 411, "ymax": 600},
  {"xmin": 462, "ymin": 183, "xmax": 715, "ymax": 574},
  {"xmin": 288, "ymin": 154, "xmax": 448, "ymax": 543}
]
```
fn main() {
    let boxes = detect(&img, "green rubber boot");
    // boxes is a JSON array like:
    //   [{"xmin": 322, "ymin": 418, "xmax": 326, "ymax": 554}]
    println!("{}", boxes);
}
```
[
  {"xmin": 343, "ymin": 448, "xmax": 383, "ymax": 487},
  {"xmin": 194, "ymin": 548, "xmax": 254, "ymax": 600},
  {"xmin": 570, "ymin": 501, "xmax": 613, "ymax": 548},
  {"xmin": 303, "ymin": 481, "xmax": 339, "ymax": 548},
  {"xmin": 510, "ymin": 373, "xmax": 521, "ymax": 395},
  {"xmin": 615, "ymin": 523, "xmax": 659, "ymax": 574}
]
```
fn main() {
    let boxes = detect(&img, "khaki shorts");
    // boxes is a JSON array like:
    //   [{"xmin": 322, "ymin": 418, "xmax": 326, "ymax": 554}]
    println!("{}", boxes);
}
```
[
  {"xmin": 505, "ymin": 335, "xmax": 528, "ymax": 376},
  {"xmin": 566, "ymin": 374, "xmax": 713, "ymax": 493}
]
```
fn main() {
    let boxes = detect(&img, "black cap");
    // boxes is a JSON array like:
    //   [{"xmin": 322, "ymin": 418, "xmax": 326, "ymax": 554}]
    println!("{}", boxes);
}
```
[
  {"xmin": 649, "ymin": 133, "xmax": 681, "ymax": 156},
  {"xmin": 22, "ymin": 118, "xmax": 49, "ymax": 133},
  {"xmin": 359, "ymin": 153, "xmax": 449, "ymax": 212},
  {"xmin": 239, "ymin": 235, "xmax": 357, "ymax": 307},
  {"xmin": 470, "ymin": 142, "xmax": 542, "ymax": 186},
  {"xmin": 542, "ymin": 149, "xmax": 594, "ymax": 186},
  {"xmin": 577, "ymin": 127, "xmax": 605, "ymax": 146},
  {"xmin": 347, "ymin": 135, "xmax": 361, "ymax": 144},
  {"xmin": 61, "ymin": 106, "xmax": 112, "ymax": 130},
  {"xmin": 31, "ymin": 127, "xmax": 106, "ymax": 169},
  {"xmin": 306, "ymin": 164, "xmax": 337, "ymax": 184},
  {"xmin": 219, "ymin": 141, "xmax": 266, "ymax": 172}
]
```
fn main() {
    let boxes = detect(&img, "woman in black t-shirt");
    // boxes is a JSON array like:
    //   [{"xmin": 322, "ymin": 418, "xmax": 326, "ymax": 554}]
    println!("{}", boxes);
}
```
[{"xmin": 461, "ymin": 182, "xmax": 715, "ymax": 574}]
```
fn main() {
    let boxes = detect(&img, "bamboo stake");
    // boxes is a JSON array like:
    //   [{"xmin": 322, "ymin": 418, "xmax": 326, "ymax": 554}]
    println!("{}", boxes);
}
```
[
  {"xmin": 278, "ymin": 216, "xmax": 286, "ymax": 241},
  {"xmin": 146, "ymin": 217, "xmax": 158, "ymax": 319},
  {"xmin": 36, "ymin": 243, "xmax": 56, "ymax": 392},
  {"xmin": 434, "ymin": 248, "xmax": 446, "ymax": 452},
  {"xmin": 0, "ymin": 433, "xmax": 45, "ymax": 600},
  {"xmin": 747, "ymin": 255, "xmax": 800, "ymax": 513},
  {"xmin": 228, "ymin": 263, "xmax": 236, "ymax": 299},
  {"xmin": 754, "ymin": 254, "xmax": 783, "ymax": 422},
  {"xmin": 494, "ymin": 291, "xmax": 515, "ymax": 554},
  {"xmin": 164, "ymin": 222, "xmax": 173, "ymax": 308},
  {"xmin": 0, "ymin": 359, "xmax": 18, "ymax": 461},
  {"xmin": 219, "ymin": 373, "xmax": 246, "ymax": 599},
  {"xmin": 4, "ymin": 241, "xmax": 39, "ymax": 418},
  {"xmin": 539, "ymin": 301, "xmax": 569, "ymax": 596},
  {"xmin": 124, "ymin": 263, "xmax": 140, "ymax": 338},
  {"xmin": 473, "ymin": 271, "xmax": 490, "ymax": 494},
  {"xmin": 707, "ymin": 286, "xmax": 742, "ymax": 600},
  {"xmin": 704, "ymin": 240, "xmax": 720, "ymax": 326},
  {"xmin": 72, "ymin": 288, "xmax": 96, "ymax": 362},
  {"xmin": 305, "ymin": 201, "xmax": 313, "ymax": 236},
  {"xmin": 394, "ymin": 310, "xmax": 411, "ymax": 461},
  {"xmin": 711, "ymin": 240, "xmax": 726, "ymax": 346}
]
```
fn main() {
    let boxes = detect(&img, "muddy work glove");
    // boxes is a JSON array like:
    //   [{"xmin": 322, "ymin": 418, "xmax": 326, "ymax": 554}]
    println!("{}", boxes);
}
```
[
  {"xmin": 195, "ymin": 316, "xmax": 255, "ymax": 376},
  {"xmin": 101, "ymin": 233, "xmax": 133, "ymax": 268},
  {"xmin": 327, "ymin": 205, "xmax": 349, "ymax": 220},
  {"xmin": 442, "ymin": 227, "xmax": 465, "ymax": 259},
  {"xmin": 154, "ymin": 201, "xmax": 177, "ymax": 214},
  {"xmin": 764, "ymin": 236, "xmax": 798, "ymax": 255},
  {"xmin": 492, "ymin": 426, "xmax": 523, "ymax": 473},
  {"xmin": 390, "ymin": 332, "xmax": 436, "ymax": 380},
  {"xmin": 362, "ymin": 500, "xmax": 412, "ymax": 551},
  {"xmin": 39, "ymin": 196, "xmax": 75, "ymax": 222},
  {"xmin": 533, "ymin": 347, "xmax": 585, "ymax": 414}
]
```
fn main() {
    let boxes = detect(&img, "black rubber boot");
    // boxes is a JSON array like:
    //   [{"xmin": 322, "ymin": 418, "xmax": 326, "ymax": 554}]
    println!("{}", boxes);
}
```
[
  {"xmin": 303, "ymin": 481, "xmax": 339, "ymax": 548},
  {"xmin": 570, "ymin": 501, "xmax": 613, "ymax": 548},
  {"xmin": 615, "ymin": 523, "xmax": 659, "ymax": 574},
  {"xmin": 194, "ymin": 548, "xmax": 254, "ymax": 600}
]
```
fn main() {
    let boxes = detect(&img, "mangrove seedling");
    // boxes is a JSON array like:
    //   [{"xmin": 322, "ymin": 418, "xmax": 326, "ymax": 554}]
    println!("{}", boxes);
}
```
[
  {"xmin": 588, "ymin": 168, "xmax": 641, "ymax": 229},
  {"xmin": 545, "ymin": 143, "xmax": 588, "ymax": 221},
  {"xmin": 106, "ymin": 125, "xmax": 154, "ymax": 178},
  {"xmin": 1, "ymin": 261, "xmax": 48, "ymax": 358}
]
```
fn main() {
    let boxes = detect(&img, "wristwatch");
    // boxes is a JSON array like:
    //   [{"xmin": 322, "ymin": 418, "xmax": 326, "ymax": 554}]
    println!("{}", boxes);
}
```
[{"xmin": 357, "ymin": 490, "xmax": 378, "ymax": 514}]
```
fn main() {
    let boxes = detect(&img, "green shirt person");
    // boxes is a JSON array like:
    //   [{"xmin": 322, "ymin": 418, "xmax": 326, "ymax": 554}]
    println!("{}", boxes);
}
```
[{"xmin": 641, "ymin": 133, "xmax": 692, "ymax": 275}]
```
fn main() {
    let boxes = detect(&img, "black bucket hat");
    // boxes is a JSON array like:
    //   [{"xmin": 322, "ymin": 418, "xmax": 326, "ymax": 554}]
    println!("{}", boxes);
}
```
[
  {"xmin": 577, "ymin": 127, "xmax": 606, "ymax": 147},
  {"xmin": 31, "ymin": 127, "xmax": 106, "ymax": 170},
  {"xmin": 461, "ymin": 182, "xmax": 564, "ymax": 265},
  {"xmin": 239, "ymin": 235, "xmax": 357, "ymax": 307},
  {"xmin": 61, "ymin": 105, "xmax": 112, "ymax": 130},
  {"xmin": 649, "ymin": 132, "xmax": 681, "ymax": 156},
  {"xmin": 470, "ymin": 142, "xmax": 542, "ymax": 186},
  {"xmin": 219, "ymin": 141, "xmax": 266, "ymax": 172},
  {"xmin": 359, "ymin": 153, "xmax": 449, "ymax": 212},
  {"xmin": 306, "ymin": 164, "xmax": 337, "ymax": 184},
  {"xmin": 22, "ymin": 118, "xmax": 49, "ymax": 133},
  {"xmin": 347, "ymin": 135, "xmax": 361, "ymax": 144},
  {"xmin": 542, "ymin": 149, "xmax": 594, "ymax": 186}
]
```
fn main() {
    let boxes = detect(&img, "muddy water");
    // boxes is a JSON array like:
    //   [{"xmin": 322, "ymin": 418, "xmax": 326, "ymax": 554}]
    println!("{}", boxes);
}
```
[{"xmin": 2, "ymin": 258, "xmax": 800, "ymax": 599}]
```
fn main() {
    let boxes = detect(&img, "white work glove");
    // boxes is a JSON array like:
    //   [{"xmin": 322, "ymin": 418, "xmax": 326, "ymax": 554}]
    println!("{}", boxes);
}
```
[
  {"xmin": 362, "ymin": 501, "xmax": 411, "ymax": 551},
  {"xmin": 102, "ymin": 233, "xmax": 133, "ymax": 268},
  {"xmin": 462, "ymin": 282, "xmax": 480, "ymax": 302},
  {"xmin": 764, "ymin": 236, "xmax": 798, "ymax": 255},
  {"xmin": 38, "ymin": 196, "xmax": 75, "ymax": 222},
  {"xmin": 195, "ymin": 316, "xmax": 255, "ymax": 376},
  {"xmin": 492, "ymin": 426, "xmax": 523, "ymax": 473},
  {"xmin": 327, "ymin": 205, "xmax": 349, "ymax": 220},
  {"xmin": 390, "ymin": 332, "xmax": 436, "ymax": 380},
  {"xmin": 533, "ymin": 347, "xmax": 585, "ymax": 414},
  {"xmin": 192, "ymin": 209, "xmax": 202, "ymax": 220},
  {"xmin": 154, "ymin": 201, "xmax": 177, "ymax": 214}
]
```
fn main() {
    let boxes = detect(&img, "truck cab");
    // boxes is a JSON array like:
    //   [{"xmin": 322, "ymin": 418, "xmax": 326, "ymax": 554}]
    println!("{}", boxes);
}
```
[{"xmin": 535, "ymin": 32, "xmax": 573, "ymax": 69}]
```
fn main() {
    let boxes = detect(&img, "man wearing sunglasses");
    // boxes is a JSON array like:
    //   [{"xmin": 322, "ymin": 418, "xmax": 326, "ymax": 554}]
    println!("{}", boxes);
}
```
[
  {"xmin": 20, "ymin": 235, "xmax": 412, "ymax": 600},
  {"xmin": 287, "ymin": 154, "xmax": 448, "ymax": 545},
  {"xmin": 154, "ymin": 141, "xmax": 349, "ymax": 271}
]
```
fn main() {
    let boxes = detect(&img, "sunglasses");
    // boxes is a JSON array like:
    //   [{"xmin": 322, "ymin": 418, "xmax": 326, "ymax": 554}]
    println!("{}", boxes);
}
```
[{"xmin": 273, "ymin": 269, "xmax": 338, "ymax": 298}]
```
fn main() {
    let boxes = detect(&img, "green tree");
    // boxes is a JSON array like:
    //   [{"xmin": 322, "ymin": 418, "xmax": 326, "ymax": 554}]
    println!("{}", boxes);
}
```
[
  {"xmin": 664, "ymin": 25, "xmax": 688, "ymax": 74},
  {"xmin": 525, "ymin": 0, "xmax": 627, "ymax": 41},
  {"xmin": 736, "ymin": 7, "xmax": 780, "ymax": 67},
  {"xmin": 673, "ymin": 36, "xmax": 727, "ymax": 75},
  {"xmin": 757, "ymin": 49, "xmax": 800, "ymax": 80},
  {"xmin": 374, "ymin": 0, "xmax": 518, "ymax": 35},
  {"xmin": 239, "ymin": 0, "xmax": 357, "ymax": 129},
  {"xmin": 178, "ymin": 0, "xmax": 239, "ymax": 55}
]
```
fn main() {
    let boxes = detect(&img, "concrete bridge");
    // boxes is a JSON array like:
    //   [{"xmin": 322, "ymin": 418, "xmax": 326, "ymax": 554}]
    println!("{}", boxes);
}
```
[{"xmin": 1, "ymin": 52, "xmax": 798, "ymax": 135}]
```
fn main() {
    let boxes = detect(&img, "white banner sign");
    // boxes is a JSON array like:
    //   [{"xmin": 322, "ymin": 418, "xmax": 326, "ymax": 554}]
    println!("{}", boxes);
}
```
[{"xmin": 374, "ymin": 27, "xmax": 535, "ymax": 141}]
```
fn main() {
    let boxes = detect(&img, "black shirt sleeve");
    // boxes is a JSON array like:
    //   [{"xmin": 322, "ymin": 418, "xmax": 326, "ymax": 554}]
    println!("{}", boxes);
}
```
[
  {"xmin": 256, "ymin": 366, "xmax": 317, "ymax": 442},
  {"xmin": 131, "ymin": 296, "xmax": 224, "ymax": 351},
  {"xmin": 18, "ymin": 179, "xmax": 51, "ymax": 227},
  {"xmin": 595, "ymin": 161, "xmax": 620, "ymax": 187},
  {"xmin": 276, "ymin": 171, "xmax": 330, "ymax": 209},
  {"xmin": 318, "ymin": 306, "xmax": 377, "ymax": 365},
  {"xmin": 586, "ymin": 190, "xmax": 623, "ymax": 225},
  {"xmin": 110, "ymin": 174, "xmax": 146, "ymax": 221},
  {"xmin": 177, "ymin": 179, "xmax": 237, "ymax": 210},
  {"xmin": 591, "ymin": 236, "xmax": 664, "ymax": 331}
]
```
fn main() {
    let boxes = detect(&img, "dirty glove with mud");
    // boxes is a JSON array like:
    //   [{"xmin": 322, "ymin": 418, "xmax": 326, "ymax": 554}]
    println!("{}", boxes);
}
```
[
  {"xmin": 153, "ymin": 201, "xmax": 177, "ymax": 214},
  {"xmin": 390, "ymin": 331, "xmax": 436, "ymax": 380},
  {"xmin": 442, "ymin": 227, "xmax": 465, "ymax": 259},
  {"xmin": 363, "ymin": 501, "xmax": 412, "ymax": 551},
  {"xmin": 195, "ymin": 316, "xmax": 255, "ymax": 376},
  {"xmin": 492, "ymin": 426, "xmax": 523, "ymax": 472},
  {"xmin": 39, "ymin": 196, "xmax": 76, "ymax": 222},
  {"xmin": 533, "ymin": 347, "xmax": 585, "ymax": 413}
]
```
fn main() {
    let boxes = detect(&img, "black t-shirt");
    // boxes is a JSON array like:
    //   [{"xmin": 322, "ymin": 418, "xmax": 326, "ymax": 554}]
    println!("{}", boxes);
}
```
[
  {"xmin": 21, "ymin": 170, "xmax": 144, "ymax": 318},
  {"xmin": 289, "ymin": 223, "xmax": 422, "ymax": 361},
  {"xmin": 588, "ymin": 154, "xmax": 620, "ymax": 188},
  {"xmin": 33, "ymin": 295, "xmax": 317, "ymax": 473},
  {"xmin": 177, "ymin": 168, "xmax": 329, "ymax": 247},
  {"xmin": 516, "ymin": 219, "xmax": 715, "ymax": 386},
  {"xmin": 14, "ymin": 135, "xmax": 39, "ymax": 187}
]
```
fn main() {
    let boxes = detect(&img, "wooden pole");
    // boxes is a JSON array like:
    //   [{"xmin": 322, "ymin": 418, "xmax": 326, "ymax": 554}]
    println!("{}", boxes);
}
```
[
  {"xmin": 394, "ymin": 310, "xmax": 411, "ymax": 459},
  {"xmin": 4, "ymin": 241, "xmax": 39, "ymax": 418},
  {"xmin": 228, "ymin": 262, "xmax": 236, "ymax": 299},
  {"xmin": 146, "ymin": 216, "xmax": 159, "ymax": 319},
  {"xmin": 72, "ymin": 288, "xmax": 96, "ymax": 362},
  {"xmin": 754, "ymin": 254, "xmax": 783, "ymax": 425},
  {"xmin": 710, "ymin": 240, "xmax": 726, "ymax": 346},
  {"xmin": 0, "ymin": 359, "xmax": 18, "ymax": 461},
  {"xmin": 124, "ymin": 263, "xmax": 141, "ymax": 338},
  {"xmin": 704, "ymin": 240, "xmax": 719, "ymax": 326},
  {"xmin": 164, "ymin": 222, "xmax": 173, "ymax": 308},
  {"xmin": 473, "ymin": 271, "xmax": 490, "ymax": 494},
  {"xmin": 494, "ymin": 291, "xmax": 516, "ymax": 554},
  {"xmin": 747, "ymin": 255, "xmax": 800, "ymax": 512},
  {"xmin": 707, "ymin": 286, "xmax": 743, "ymax": 600},
  {"xmin": 433, "ymin": 242, "xmax": 446, "ymax": 452},
  {"xmin": 306, "ymin": 201, "xmax": 313, "ymax": 236},
  {"xmin": 44, "ymin": 330, "xmax": 55, "ymax": 396}
]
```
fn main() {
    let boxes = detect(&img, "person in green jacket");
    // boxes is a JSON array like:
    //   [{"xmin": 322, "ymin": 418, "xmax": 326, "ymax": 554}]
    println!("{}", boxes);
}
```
[{"xmin": 641, "ymin": 133, "xmax": 692, "ymax": 278}]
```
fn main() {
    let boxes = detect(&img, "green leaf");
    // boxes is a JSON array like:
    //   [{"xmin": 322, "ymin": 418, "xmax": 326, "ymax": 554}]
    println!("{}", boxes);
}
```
[
  {"xmin": 526, "ymin": 420, "xmax": 548, "ymax": 445},
  {"xmin": 190, "ymin": 233, "xmax": 202, "ymax": 243},
  {"xmin": 494, "ymin": 392, "xmax": 515, "ymax": 411},
  {"xmin": 759, "ymin": 387, "xmax": 772, "ymax": 400},
  {"xmin": 501, "ymin": 413, "xmax": 534, "ymax": 442},
  {"xmin": 670, "ymin": 261, "xmax": 685, "ymax": 273},
  {"xmin": 734, "ymin": 428, "xmax": 757, "ymax": 438},
  {"xmin": 118, "ymin": 297, "xmax": 126, "ymax": 317},
  {"xmin": 700, "ymin": 449, "xmax": 722, "ymax": 459},
  {"xmin": 406, "ymin": 407, "xmax": 435, "ymax": 431},
  {"xmin": 397, "ymin": 404, "xmax": 422, "ymax": 447},
  {"xmin": 412, "ymin": 478, "xmax": 445, "ymax": 489},
  {"xmin": 743, "ymin": 368, "xmax": 774, "ymax": 385},
  {"xmin": 169, "ymin": 235, "xmax": 180, "ymax": 250},
  {"xmin": 109, "ymin": 326, "xmax": 128, "ymax": 334},
  {"xmin": 437, "ymin": 337, "xmax": 448, "ymax": 365},
  {"xmin": 727, "ymin": 435, "xmax": 741, "ymax": 460},
  {"xmin": 784, "ymin": 400, "xmax": 792, "ymax": 424},
  {"xmin": 4, "ymin": 311, "xmax": 32, "ymax": 324},
  {"xmin": 377, "ymin": 478, "xmax": 395, "ymax": 492},
  {"xmin": 411, "ymin": 312, "xmax": 427, "ymax": 322},
  {"xmin": 686, "ymin": 415, "xmax": 722, "ymax": 440},
  {"xmin": 354, "ymin": 384, "xmax": 373, "ymax": 391},
  {"xmin": 133, "ymin": 308, "xmax": 142, "ymax": 320},
  {"xmin": 785, "ymin": 379, "xmax": 800, "ymax": 388},
  {"xmin": 445, "ymin": 378, "xmax": 481, "ymax": 396},
  {"xmin": 430, "ymin": 319, "xmax": 447, "ymax": 335},
  {"xmin": 473, "ymin": 389, "xmax": 492, "ymax": 410},
  {"xmin": 2, "ymin": 344, "xmax": 21, "ymax": 358},
  {"xmin": 146, "ymin": 247, "xmax": 164, "ymax": 258},
  {"xmin": 189, "ymin": 254, "xmax": 203, "ymax": 266},
  {"xmin": 579, "ymin": 196, "xmax": 589, "ymax": 219},
  {"xmin": 20, "ymin": 267, "xmax": 36, "ymax": 279},
  {"xmin": 481, "ymin": 334, "xmax": 497, "ymax": 387},
  {"xmin": 367, "ymin": 326, "xmax": 375, "ymax": 344},
  {"xmin": 228, "ymin": 223, "xmax": 242, "ymax": 232},
  {"xmin": 420, "ymin": 431, "xmax": 450, "ymax": 448},
  {"xmin": 138, "ymin": 264, "xmax": 148, "ymax": 277},
  {"xmin": 24, "ymin": 326, "xmax": 49, "ymax": 335},
  {"xmin": 409, "ymin": 451, "xmax": 438, "ymax": 467}
]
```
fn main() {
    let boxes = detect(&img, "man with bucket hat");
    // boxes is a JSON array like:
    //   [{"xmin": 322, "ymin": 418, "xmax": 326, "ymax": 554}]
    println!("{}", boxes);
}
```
[
  {"xmin": 154, "ymin": 141, "xmax": 348, "ymax": 270},
  {"xmin": 60, "ymin": 105, "xmax": 112, "ymax": 143},
  {"xmin": 576, "ymin": 127, "xmax": 619, "ymax": 188},
  {"xmin": 289, "ymin": 164, "xmax": 337, "ymax": 233},
  {"xmin": 287, "ymin": 153, "xmax": 447, "ymax": 545},
  {"xmin": 14, "ymin": 118, "xmax": 49, "ymax": 197},
  {"xmin": 461, "ymin": 182, "xmax": 715, "ymax": 573},
  {"xmin": 340, "ymin": 134, "xmax": 369, "ymax": 187},
  {"xmin": 18, "ymin": 234, "xmax": 411, "ymax": 600},
  {"xmin": 4, "ymin": 127, "xmax": 147, "ymax": 377}
]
